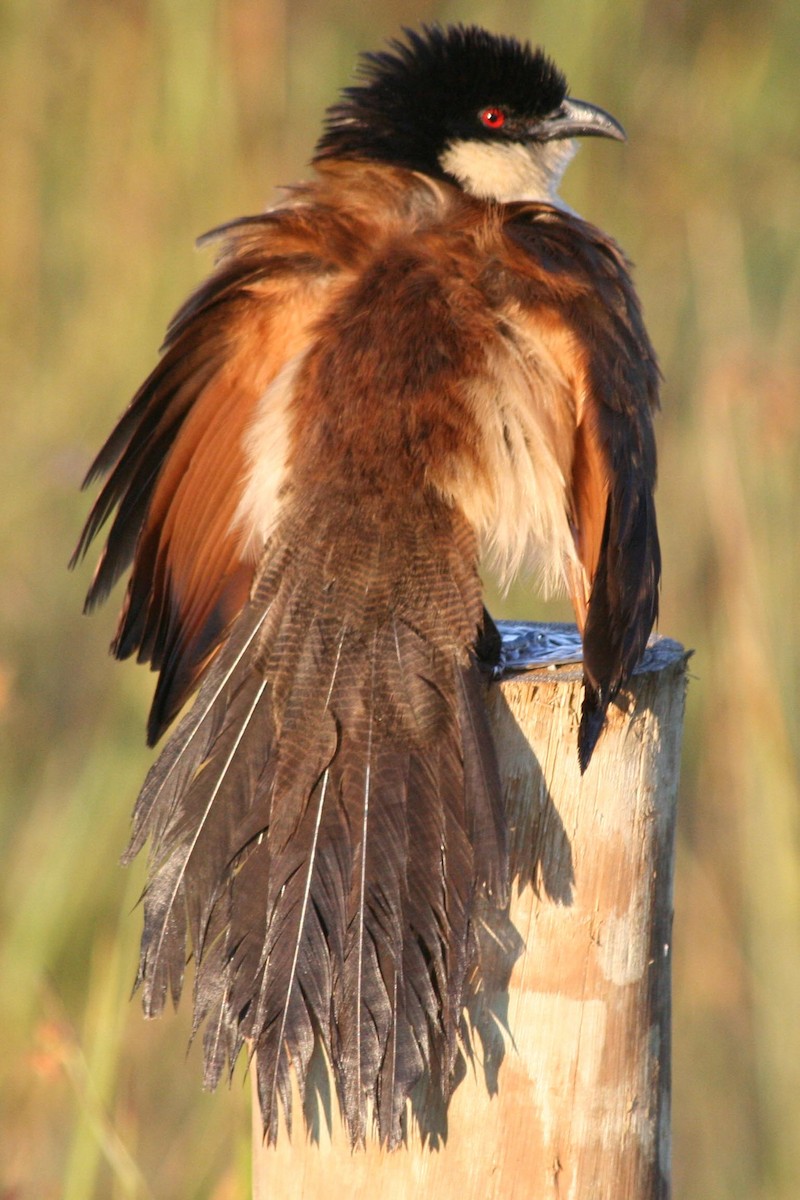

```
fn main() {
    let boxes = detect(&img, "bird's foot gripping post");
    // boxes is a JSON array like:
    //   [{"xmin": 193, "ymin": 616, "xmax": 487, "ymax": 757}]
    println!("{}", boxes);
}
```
[{"xmin": 252, "ymin": 624, "xmax": 688, "ymax": 1200}]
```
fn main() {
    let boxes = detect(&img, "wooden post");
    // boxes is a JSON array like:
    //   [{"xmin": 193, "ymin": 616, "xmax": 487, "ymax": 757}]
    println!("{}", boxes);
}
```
[{"xmin": 251, "ymin": 632, "xmax": 687, "ymax": 1200}]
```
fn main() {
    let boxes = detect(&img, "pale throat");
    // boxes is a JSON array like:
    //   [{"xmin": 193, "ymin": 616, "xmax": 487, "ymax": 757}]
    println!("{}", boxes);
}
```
[{"xmin": 438, "ymin": 138, "xmax": 578, "ymax": 207}]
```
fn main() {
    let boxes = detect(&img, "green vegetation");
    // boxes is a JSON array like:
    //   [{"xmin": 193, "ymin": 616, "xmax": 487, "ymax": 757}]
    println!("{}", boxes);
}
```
[{"xmin": 1, "ymin": 1, "xmax": 798, "ymax": 1196}]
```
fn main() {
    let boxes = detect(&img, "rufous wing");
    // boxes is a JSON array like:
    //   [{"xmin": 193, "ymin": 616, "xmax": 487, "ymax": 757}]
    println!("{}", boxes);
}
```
[
  {"xmin": 72, "ymin": 213, "xmax": 341, "ymax": 743},
  {"xmin": 503, "ymin": 206, "xmax": 661, "ymax": 769}
]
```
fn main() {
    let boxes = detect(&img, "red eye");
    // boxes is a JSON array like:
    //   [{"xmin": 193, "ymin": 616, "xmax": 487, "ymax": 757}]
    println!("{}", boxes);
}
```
[{"xmin": 479, "ymin": 107, "xmax": 506, "ymax": 129}]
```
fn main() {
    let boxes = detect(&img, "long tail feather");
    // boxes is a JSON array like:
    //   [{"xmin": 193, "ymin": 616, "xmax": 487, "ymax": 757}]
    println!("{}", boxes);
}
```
[{"xmin": 127, "ymin": 496, "xmax": 506, "ymax": 1147}]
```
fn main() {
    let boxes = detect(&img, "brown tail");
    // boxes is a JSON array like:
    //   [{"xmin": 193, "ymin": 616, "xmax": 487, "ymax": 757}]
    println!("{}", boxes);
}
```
[{"xmin": 125, "ymin": 493, "xmax": 506, "ymax": 1146}]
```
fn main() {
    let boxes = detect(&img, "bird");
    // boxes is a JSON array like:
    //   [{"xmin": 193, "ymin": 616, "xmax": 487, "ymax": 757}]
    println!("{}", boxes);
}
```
[{"xmin": 73, "ymin": 24, "xmax": 660, "ymax": 1148}]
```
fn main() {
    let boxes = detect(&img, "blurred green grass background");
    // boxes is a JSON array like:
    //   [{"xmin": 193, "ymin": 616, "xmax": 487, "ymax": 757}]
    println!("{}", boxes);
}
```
[{"xmin": 1, "ymin": 0, "xmax": 798, "ymax": 1196}]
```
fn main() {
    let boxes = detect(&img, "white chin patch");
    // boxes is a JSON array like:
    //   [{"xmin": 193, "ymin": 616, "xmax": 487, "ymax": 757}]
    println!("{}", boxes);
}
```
[{"xmin": 438, "ymin": 138, "xmax": 578, "ymax": 206}]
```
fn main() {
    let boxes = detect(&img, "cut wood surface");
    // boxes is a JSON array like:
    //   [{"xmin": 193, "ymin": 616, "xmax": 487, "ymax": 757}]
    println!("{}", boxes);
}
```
[{"xmin": 252, "ymin": 633, "xmax": 687, "ymax": 1200}]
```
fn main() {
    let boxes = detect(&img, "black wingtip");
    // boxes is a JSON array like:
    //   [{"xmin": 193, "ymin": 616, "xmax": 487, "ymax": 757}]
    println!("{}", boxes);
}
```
[{"xmin": 577, "ymin": 686, "xmax": 607, "ymax": 773}]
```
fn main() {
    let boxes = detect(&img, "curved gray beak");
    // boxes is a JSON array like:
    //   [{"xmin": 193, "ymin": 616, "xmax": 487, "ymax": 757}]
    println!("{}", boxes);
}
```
[{"xmin": 535, "ymin": 97, "xmax": 626, "ymax": 143}]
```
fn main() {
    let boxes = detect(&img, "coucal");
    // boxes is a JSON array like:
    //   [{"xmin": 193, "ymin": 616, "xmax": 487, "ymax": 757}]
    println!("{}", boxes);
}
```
[{"xmin": 74, "ymin": 25, "xmax": 660, "ymax": 1147}]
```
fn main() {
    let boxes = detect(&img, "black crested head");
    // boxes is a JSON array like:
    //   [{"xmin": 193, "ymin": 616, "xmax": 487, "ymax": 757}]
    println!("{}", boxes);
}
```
[{"xmin": 314, "ymin": 25, "xmax": 568, "ymax": 179}]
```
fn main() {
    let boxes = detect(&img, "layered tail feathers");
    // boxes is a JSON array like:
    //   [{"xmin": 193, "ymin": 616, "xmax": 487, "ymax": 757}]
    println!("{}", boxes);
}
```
[{"xmin": 126, "ymin": 503, "xmax": 506, "ymax": 1146}]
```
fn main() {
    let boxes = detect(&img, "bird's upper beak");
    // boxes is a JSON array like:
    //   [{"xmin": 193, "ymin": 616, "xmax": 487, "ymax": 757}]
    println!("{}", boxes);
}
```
[{"xmin": 532, "ymin": 97, "xmax": 626, "ymax": 143}]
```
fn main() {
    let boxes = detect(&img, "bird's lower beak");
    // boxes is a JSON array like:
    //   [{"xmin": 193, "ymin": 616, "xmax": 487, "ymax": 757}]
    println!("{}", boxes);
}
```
[{"xmin": 535, "ymin": 97, "xmax": 626, "ymax": 143}]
